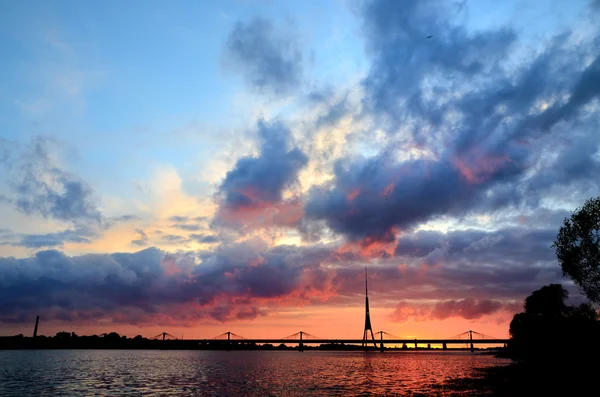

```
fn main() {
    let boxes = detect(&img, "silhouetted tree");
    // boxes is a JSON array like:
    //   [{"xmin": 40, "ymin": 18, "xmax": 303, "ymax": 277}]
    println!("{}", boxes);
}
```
[
  {"xmin": 104, "ymin": 332, "xmax": 121, "ymax": 341},
  {"xmin": 524, "ymin": 283, "xmax": 568, "ymax": 316},
  {"xmin": 569, "ymin": 302, "xmax": 599, "ymax": 321},
  {"xmin": 552, "ymin": 196, "xmax": 600, "ymax": 303},
  {"xmin": 508, "ymin": 284, "xmax": 599, "ymax": 363}
]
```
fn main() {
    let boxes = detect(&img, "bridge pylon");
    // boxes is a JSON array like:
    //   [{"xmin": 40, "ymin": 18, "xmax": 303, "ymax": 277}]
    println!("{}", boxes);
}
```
[{"xmin": 376, "ymin": 331, "xmax": 384, "ymax": 352}]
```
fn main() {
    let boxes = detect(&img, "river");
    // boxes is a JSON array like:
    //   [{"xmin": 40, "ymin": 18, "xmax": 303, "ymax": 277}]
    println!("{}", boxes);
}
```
[{"xmin": 0, "ymin": 350, "xmax": 510, "ymax": 396}]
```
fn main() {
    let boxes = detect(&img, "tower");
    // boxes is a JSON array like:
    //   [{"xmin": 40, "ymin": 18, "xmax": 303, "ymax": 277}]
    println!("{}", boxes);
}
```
[
  {"xmin": 33, "ymin": 315, "xmax": 39, "ymax": 338},
  {"xmin": 362, "ymin": 267, "xmax": 377, "ymax": 347}
]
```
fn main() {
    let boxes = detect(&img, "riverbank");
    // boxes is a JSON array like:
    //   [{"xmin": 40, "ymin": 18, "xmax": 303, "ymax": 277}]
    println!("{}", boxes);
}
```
[{"xmin": 439, "ymin": 360, "xmax": 594, "ymax": 396}]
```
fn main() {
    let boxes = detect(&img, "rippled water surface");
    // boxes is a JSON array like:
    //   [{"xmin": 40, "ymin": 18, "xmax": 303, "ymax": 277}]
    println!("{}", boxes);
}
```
[{"xmin": 0, "ymin": 350, "xmax": 510, "ymax": 396}]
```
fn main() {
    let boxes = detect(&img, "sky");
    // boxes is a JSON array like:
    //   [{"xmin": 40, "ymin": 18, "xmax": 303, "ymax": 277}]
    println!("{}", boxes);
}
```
[{"xmin": 1, "ymin": 0, "xmax": 599, "ymax": 340}]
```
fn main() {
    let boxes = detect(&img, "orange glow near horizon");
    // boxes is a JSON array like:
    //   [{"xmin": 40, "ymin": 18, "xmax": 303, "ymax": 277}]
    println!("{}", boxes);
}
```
[{"xmin": 2, "ymin": 306, "xmax": 513, "ymax": 341}]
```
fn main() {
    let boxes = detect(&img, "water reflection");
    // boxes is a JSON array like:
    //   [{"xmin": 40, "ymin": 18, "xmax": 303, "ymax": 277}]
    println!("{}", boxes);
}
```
[{"xmin": 0, "ymin": 350, "xmax": 510, "ymax": 396}]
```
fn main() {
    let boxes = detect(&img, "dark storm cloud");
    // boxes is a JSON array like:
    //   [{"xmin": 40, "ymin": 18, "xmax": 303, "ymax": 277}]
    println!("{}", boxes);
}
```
[
  {"xmin": 0, "ymin": 221, "xmax": 577, "ymax": 326},
  {"xmin": 214, "ymin": 120, "xmax": 308, "ymax": 229},
  {"xmin": 218, "ymin": 120, "xmax": 307, "ymax": 208},
  {"xmin": 304, "ymin": 0, "xmax": 600, "ymax": 242},
  {"xmin": 394, "ymin": 227, "xmax": 558, "ymax": 266},
  {"xmin": 361, "ymin": 0, "xmax": 516, "ymax": 129},
  {"xmin": 3, "ymin": 137, "xmax": 103, "ymax": 225},
  {"xmin": 225, "ymin": 17, "xmax": 303, "ymax": 96},
  {"xmin": 0, "ymin": 241, "xmax": 335, "ymax": 325},
  {"xmin": 329, "ymin": 224, "xmax": 571, "ymax": 311},
  {"xmin": 305, "ymin": 153, "xmax": 524, "ymax": 240}
]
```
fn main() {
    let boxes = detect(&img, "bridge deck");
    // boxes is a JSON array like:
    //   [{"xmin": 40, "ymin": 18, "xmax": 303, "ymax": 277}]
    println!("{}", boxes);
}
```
[{"xmin": 197, "ymin": 339, "xmax": 508, "ymax": 344}]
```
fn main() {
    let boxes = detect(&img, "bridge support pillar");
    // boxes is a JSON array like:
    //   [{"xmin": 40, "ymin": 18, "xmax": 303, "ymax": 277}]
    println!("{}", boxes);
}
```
[
  {"xmin": 299, "ymin": 331, "xmax": 304, "ymax": 352},
  {"xmin": 379, "ymin": 342, "xmax": 384, "ymax": 352},
  {"xmin": 442, "ymin": 342, "xmax": 447, "ymax": 350},
  {"xmin": 414, "ymin": 340, "xmax": 417, "ymax": 350},
  {"xmin": 468, "ymin": 330, "xmax": 474, "ymax": 353}
]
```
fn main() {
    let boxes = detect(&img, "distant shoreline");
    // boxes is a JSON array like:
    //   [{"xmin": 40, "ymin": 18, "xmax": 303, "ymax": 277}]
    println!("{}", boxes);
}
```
[{"xmin": 0, "ymin": 335, "xmax": 505, "ymax": 353}]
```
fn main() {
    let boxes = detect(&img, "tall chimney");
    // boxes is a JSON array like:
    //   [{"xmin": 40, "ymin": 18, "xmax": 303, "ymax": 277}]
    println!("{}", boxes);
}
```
[{"xmin": 33, "ymin": 316, "xmax": 39, "ymax": 338}]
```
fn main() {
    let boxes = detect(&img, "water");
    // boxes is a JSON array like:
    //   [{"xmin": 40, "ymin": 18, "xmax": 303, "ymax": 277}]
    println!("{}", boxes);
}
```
[{"xmin": 0, "ymin": 350, "xmax": 510, "ymax": 396}]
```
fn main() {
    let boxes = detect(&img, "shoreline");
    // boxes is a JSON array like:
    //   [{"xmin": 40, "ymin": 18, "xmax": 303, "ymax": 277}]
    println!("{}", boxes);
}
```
[{"xmin": 440, "ymin": 359, "xmax": 595, "ymax": 396}]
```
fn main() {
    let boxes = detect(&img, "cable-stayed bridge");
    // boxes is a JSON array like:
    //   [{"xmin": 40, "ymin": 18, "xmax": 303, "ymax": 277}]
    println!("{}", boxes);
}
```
[
  {"xmin": 148, "ymin": 270, "xmax": 508, "ymax": 352},
  {"xmin": 152, "ymin": 329, "xmax": 507, "ymax": 352}
]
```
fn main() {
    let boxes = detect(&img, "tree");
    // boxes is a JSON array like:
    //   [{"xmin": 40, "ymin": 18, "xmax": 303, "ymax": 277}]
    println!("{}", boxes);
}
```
[
  {"xmin": 508, "ymin": 284, "xmax": 600, "ymax": 362},
  {"xmin": 524, "ymin": 283, "xmax": 568, "ymax": 317},
  {"xmin": 104, "ymin": 332, "xmax": 121, "ymax": 341},
  {"xmin": 552, "ymin": 196, "xmax": 600, "ymax": 303}
]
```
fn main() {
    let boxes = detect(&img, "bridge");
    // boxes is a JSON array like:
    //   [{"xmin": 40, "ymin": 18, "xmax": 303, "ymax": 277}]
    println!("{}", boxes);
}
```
[
  {"xmin": 151, "ymin": 330, "xmax": 508, "ymax": 352},
  {"xmin": 148, "ymin": 271, "xmax": 509, "ymax": 352}
]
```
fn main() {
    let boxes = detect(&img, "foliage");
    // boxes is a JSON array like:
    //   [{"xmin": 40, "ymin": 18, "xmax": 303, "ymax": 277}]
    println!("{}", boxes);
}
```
[
  {"xmin": 508, "ymin": 284, "xmax": 599, "ymax": 362},
  {"xmin": 523, "ymin": 284, "xmax": 567, "ymax": 316},
  {"xmin": 553, "ymin": 196, "xmax": 600, "ymax": 303}
]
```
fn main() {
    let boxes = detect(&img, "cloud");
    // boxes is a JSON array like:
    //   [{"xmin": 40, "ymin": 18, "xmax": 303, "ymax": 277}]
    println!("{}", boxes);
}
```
[
  {"xmin": 214, "ymin": 120, "xmax": 308, "ymax": 230},
  {"xmin": 390, "ymin": 299, "xmax": 508, "ymax": 323},
  {"xmin": 189, "ymin": 234, "xmax": 219, "ymax": 244},
  {"xmin": 168, "ymin": 215, "xmax": 189, "ymax": 223},
  {"xmin": 109, "ymin": 214, "xmax": 140, "ymax": 223},
  {"xmin": 171, "ymin": 224, "xmax": 204, "ymax": 231},
  {"xmin": 0, "ymin": 241, "xmax": 335, "ymax": 325},
  {"xmin": 361, "ymin": 0, "xmax": 515, "ymax": 130},
  {"xmin": 0, "ymin": 221, "xmax": 576, "ymax": 327},
  {"xmin": 1, "ymin": 136, "xmax": 102, "ymax": 226},
  {"xmin": 224, "ymin": 16, "xmax": 304, "ymax": 96},
  {"xmin": 302, "ymin": 0, "xmax": 600, "ymax": 248},
  {"xmin": 131, "ymin": 229, "xmax": 148, "ymax": 247},
  {"xmin": 328, "ymin": 223, "xmax": 571, "ymax": 308},
  {"xmin": 0, "ymin": 227, "xmax": 94, "ymax": 249},
  {"xmin": 168, "ymin": 216, "xmax": 208, "ymax": 231},
  {"xmin": 160, "ymin": 234, "xmax": 189, "ymax": 244}
]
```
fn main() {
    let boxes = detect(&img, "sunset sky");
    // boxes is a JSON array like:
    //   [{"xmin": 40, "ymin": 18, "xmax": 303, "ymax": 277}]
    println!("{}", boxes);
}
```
[{"xmin": 1, "ymin": 0, "xmax": 599, "ymax": 341}]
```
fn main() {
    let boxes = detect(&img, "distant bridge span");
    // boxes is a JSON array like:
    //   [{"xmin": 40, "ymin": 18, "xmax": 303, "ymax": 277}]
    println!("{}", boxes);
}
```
[
  {"xmin": 196, "ymin": 338, "xmax": 508, "ymax": 345},
  {"xmin": 191, "ymin": 330, "xmax": 508, "ymax": 352}
]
